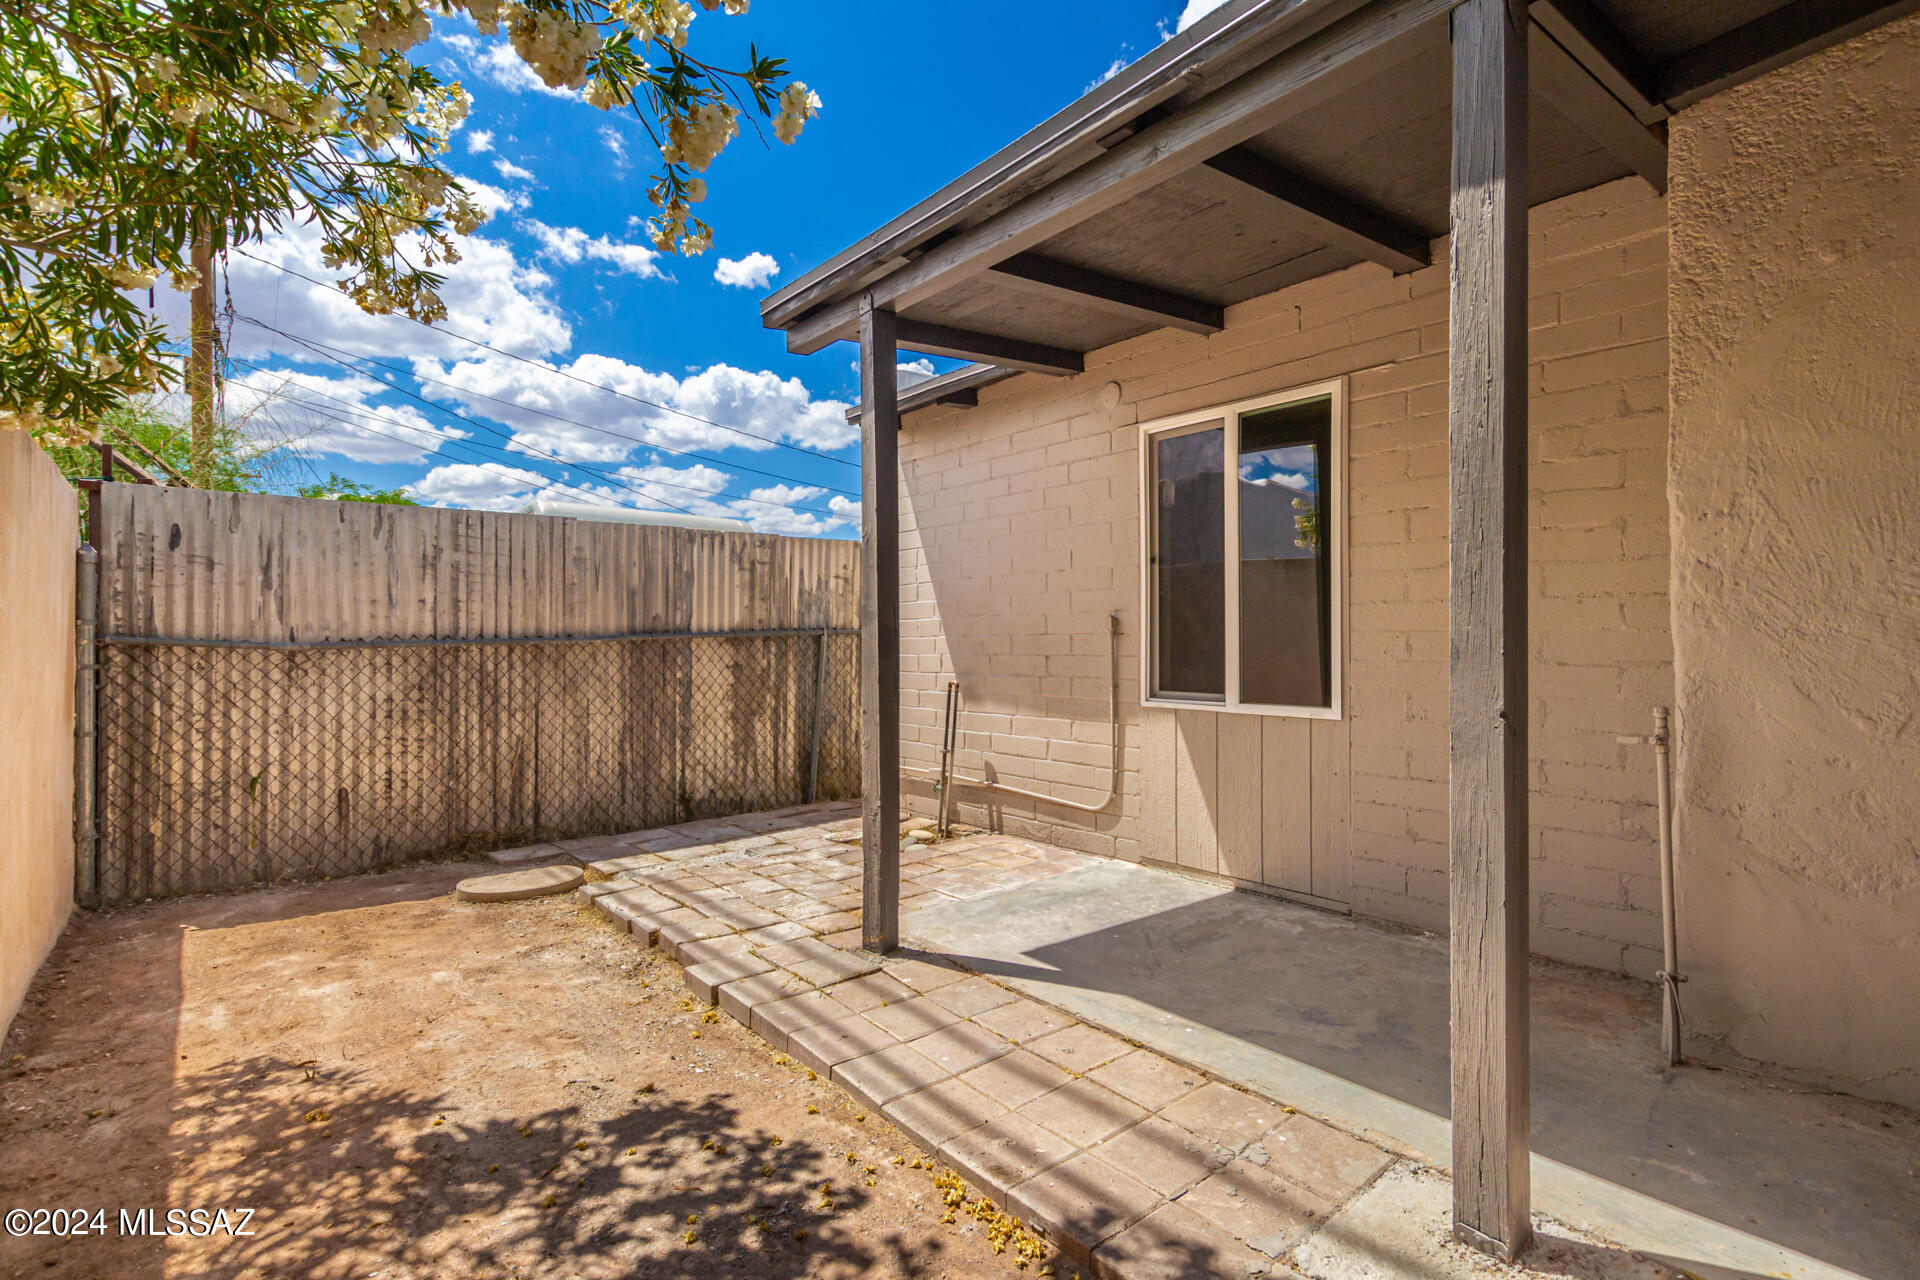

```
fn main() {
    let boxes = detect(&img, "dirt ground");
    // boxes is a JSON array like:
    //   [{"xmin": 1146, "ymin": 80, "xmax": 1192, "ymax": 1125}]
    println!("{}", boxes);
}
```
[{"xmin": 0, "ymin": 862, "xmax": 1047, "ymax": 1280}]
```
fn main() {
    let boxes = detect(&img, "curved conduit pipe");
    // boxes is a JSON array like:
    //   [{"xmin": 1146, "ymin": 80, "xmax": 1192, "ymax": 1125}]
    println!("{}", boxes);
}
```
[{"xmin": 908, "ymin": 611, "xmax": 1123, "ymax": 816}]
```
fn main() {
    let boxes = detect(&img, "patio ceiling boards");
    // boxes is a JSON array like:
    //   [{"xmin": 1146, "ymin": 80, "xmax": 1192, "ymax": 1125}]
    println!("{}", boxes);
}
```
[{"xmin": 764, "ymin": 0, "xmax": 1920, "ymax": 388}]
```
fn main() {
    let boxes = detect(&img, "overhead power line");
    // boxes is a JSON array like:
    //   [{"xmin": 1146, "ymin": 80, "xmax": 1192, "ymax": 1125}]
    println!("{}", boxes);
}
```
[
  {"xmin": 252, "ymin": 388, "xmax": 691, "ymax": 514},
  {"xmin": 233, "ymin": 314, "xmax": 860, "ymax": 501},
  {"xmin": 230, "ymin": 248, "xmax": 861, "ymax": 470},
  {"xmin": 228, "ymin": 340, "xmax": 848, "ymax": 520},
  {"xmin": 228, "ymin": 354, "xmax": 699, "ymax": 515}
]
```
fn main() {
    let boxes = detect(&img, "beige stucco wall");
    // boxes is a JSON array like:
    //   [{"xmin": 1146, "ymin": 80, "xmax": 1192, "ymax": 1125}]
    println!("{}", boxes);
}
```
[
  {"xmin": 1666, "ymin": 16, "xmax": 1920, "ymax": 1106},
  {"xmin": 0, "ymin": 431, "xmax": 77, "ymax": 1037},
  {"xmin": 898, "ymin": 176, "xmax": 1674, "ymax": 976}
]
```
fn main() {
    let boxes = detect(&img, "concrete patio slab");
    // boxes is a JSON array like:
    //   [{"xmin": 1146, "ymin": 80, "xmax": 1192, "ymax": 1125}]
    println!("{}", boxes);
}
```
[
  {"xmin": 907, "ymin": 857, "xmax": 1920, "ymax": 1280},
  {"xmin": 573, "ymin": 804, "xmax": 1917, "ymax": 1280},
  {"xmin": 1289, "ymin": 1166, "xmax": 1682, "ymax": 1280}
]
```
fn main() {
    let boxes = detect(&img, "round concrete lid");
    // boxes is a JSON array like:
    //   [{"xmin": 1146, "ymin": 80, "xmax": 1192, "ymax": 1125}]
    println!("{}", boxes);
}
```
[{"xmin": 455, "ymin": 864, "xmax": 584, "ymax": 902}]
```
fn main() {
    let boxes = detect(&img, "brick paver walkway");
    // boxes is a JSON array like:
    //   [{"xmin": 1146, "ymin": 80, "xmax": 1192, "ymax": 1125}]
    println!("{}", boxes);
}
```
[{"xmin": 537, "ymin": 803, "xmax": 1411, "ymax": 1278}]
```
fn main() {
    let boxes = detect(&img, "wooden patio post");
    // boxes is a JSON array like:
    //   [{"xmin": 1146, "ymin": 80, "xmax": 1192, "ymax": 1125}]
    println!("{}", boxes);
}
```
[
  {"xmin": 858, "ymin": 294, "xmax": 902, "ymax": 954},
  {"xmin": 1448, "ymin": 0, "xmax": 1532, "ymax": 1260}
]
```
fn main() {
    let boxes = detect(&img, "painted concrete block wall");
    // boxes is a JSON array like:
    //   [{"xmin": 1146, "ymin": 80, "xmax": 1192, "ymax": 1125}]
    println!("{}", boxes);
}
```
[
  {"xmin": 0, "ymin": 431, "xmax": 78, "ymax": 1038},
  {"xmin": 1667, "ymin": 16, "xmax": 1920, "ymax": 1106},
  {"xmin": 897, "ymin": 177, "xmax": 1673, "ymax": 977}
]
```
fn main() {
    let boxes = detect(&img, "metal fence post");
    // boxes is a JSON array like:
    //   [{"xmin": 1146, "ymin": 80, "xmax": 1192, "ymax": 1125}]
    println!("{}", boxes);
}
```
[
  {"xmin": 807, "ymin": 629, "xmax": 829, "ymax": 804},
  {"xmin": 73, "ymin": 544, "xmax": 100, "ymax": 908}
]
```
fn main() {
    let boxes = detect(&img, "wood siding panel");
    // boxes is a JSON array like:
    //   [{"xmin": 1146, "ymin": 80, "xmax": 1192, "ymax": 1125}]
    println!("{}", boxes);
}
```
[
  {"xmin": 1173, "ymin": 709, "xmax": 1218, "ymax": 871},
  {"xmin": 1262, "ymin": 716, "xmax": 1315, "ymax": 893},
  {"xmin": 1216, "ymin": 714, "xmax": 1265, "ymax": 882},
  {"xmin": 1311, "ymin": 716, "xmax": 1352, "ymax": 901},
  {"xmin": 1140, "ymin": 709, "xmax": 1177, "ymax": 863}
]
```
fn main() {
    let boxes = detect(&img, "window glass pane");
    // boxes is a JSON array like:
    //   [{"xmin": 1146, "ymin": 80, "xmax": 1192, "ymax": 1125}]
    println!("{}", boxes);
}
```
[
  {"xmin": 1153, "ymin": 424, "xmax": 1225, "ymax": 699},
  {"xmin": 1238, "ymin": 397, "xmax": 1333, "ymax": 708}
]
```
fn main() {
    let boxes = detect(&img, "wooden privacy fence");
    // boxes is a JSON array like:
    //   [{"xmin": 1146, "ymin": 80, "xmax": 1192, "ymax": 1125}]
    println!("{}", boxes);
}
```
[{"xmin": 84, "ymin": 484, "xmax": 861, "ymax": 905}]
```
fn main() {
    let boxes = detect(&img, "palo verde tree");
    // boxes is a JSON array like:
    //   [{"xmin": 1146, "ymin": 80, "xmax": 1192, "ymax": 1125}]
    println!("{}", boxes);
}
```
[{"xmin": 0, "ymin": 0, "xmax": 819, "ymax": 434}]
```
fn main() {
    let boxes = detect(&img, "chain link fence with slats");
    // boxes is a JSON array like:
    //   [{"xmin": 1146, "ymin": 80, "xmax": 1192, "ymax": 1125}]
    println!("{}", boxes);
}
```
[{"xmin": 88, "ymin": 629, "xmax": 859, "ymax": 905}]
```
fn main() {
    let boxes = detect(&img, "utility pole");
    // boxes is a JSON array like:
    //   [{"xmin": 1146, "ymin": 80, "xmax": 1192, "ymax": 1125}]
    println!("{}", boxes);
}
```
[{"xmin": 186, "ymin": 129, "xmax": 215, "ymax": 487}]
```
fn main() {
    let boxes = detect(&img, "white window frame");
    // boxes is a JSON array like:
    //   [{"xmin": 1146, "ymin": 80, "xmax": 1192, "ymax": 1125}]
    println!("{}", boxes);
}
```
[{"xmin": 1137, "ymin": 376, "xmax": 1346, "ymax": 721}]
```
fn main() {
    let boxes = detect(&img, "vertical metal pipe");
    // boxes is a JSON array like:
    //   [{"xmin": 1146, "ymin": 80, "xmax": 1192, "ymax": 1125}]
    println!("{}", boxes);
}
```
[
  {"xmin": 807, "ymin": 629, "xmax": 828, "ymax": 804},
  {"xmin": 73, "ymin": 545, "xmax": 100, "ymax": 908},
  {"xmin": 936, "ymin": 680, "xmax": 958, "ymax": 837},
  {"xmin": 1653, "ymin": 705, "xmax": 1682, "ymax": 1066}
]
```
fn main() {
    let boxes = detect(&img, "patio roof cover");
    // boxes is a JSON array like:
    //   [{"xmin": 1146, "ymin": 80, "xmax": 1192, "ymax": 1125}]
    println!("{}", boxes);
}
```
[
  {"xmin": 763, "ymin": 0, "xmax": 1917, "ymax": 399},
  {"xmin": 760, "ymin": 0, "xmax": 1918, "ymax": 1261}
]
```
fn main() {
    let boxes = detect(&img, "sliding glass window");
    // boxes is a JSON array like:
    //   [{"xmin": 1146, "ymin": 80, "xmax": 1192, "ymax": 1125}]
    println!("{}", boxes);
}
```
[{"xmin": 1141, "ymin": 382, "xmax": 1342, "ymax": 718}]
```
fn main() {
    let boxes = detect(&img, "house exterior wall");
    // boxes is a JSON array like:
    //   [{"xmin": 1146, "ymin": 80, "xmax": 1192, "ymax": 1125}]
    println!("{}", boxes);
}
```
[
  {"xmin": 1666, "ymin": 16, "xmax": 1920, "ymax": 1106},
  {"xmin": 1, "ymin": 431, "xmax": 77, "ymax": 1038},
  {"xmin": 898, "ymin": 176, "xmax": 1673, "ymax": 977}
]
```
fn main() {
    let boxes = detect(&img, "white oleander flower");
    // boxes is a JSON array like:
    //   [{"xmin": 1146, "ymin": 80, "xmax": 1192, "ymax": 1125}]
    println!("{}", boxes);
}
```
[
  {"xmin": 661, "ymin": 98, "xmax": 735, "ymax": 170},
  {"xmin": 772, "ymin": 80, "xmax": 819, "ymax": 144},
  {"xmin": 169, "ymin": 96, "xmax": 211, "ymax": 126}
]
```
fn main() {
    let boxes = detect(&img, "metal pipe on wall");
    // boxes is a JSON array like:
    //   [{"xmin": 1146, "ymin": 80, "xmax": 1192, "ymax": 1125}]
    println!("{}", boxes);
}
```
[
  {"xmin": 936, "ymin": 680, "xmax": 959, "ymax": 837},
  {"xmin": 1621, "ymin": 704, "xmax": 1683, "ymax": 1066},
  {"xmin": 916, "ymin": 611, "xmax": 1124, "ymax": 817}
]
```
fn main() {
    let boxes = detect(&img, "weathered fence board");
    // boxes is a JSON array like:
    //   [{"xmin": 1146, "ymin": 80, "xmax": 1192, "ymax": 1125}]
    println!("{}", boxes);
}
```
[{"xmin": 87, "ymin": 485, "xmax": 861, "ymax": 903}]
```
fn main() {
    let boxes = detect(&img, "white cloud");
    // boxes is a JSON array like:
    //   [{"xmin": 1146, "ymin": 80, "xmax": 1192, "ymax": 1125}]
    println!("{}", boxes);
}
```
[
  {"xmin": 221, "ymin": 368, "xmax": 470, "ymax": 463},
  {"xmin": 409, "ymin": 354, "xmax": 857, "ymax": 463},
  {"xmin": 1174, "ymin": 0, "xmax": 1231, "ymax": 33},
  {"xmin": 153, "ymin": 218, "xmax": 573, "ymax": 370},
  {"xmin": 1089, "ymin": 53, "xmax": 1130, "ymax": 91},
  {"xmin": 493, "ymin": 156, "xmax": 537, "ymax": 183},
  {"xmin": 674, "ymin": 364, "xmax": 858, "ymax": 452},
  {"xmin": 599, "ymin": 124, "xmax": 628, "ymax": 168},
  {"xmin": 713, "ymin": 252, "xmax": 780, "ymax": 289},
  {"xmin": 471, "ymin": 42, "xmax": 579, "ymax": 98},
  {"xmin": 829, "ymin": 495, "xmax": 861, "ymax": 521},
  {"xmin": 134, "ymin": 201, "xmax": 857, "ymax": 519},
  {"xmin": 612, "ymin": 462, "xmax": 732, "ymax": 508},
  {"xmin": 412, "ymin": 461, "xmax": 551, "ymax": 511},
  {"xmin": 845, "ymin": 356, "xmax": 940, "ymax": 390},
  {"xmin": 467, "ymin": 128, "xmax": 494, "ymax": 154},
  {"xmin": 521, "ymin": 219, "xmax": 662, "ymax": 280},
  {"xmin": 457, "ymin": 176, "xmax": 527, "ymax": 217},
  {"xmin": 410, "ymin": 459, "xmax": 849, "ymax": 536}
]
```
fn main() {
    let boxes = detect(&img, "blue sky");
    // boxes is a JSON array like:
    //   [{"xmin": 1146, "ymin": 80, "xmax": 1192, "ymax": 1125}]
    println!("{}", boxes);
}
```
[{"xmin": 175, "ymin": 0, "xmax": 1229, "ymax": 536}]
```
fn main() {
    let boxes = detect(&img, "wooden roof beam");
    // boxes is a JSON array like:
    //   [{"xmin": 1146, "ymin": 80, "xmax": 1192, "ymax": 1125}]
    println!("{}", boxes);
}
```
[
  {"xmin": 1527, "ymin": 0, "xmax": 1664, "ymax": 123},
  {"xmin": 1658, "ymin": 0, "xmax": 1920, "ymax": 111},
  {"xmin": 986, "ymin": 252, "xmax": 1224, "ymax": 334},
  {"xmin": 1191, "ymin": 146, "xmax": 1431, "ymax": 275},
  {"xmin": 892, "ymin": 318, "xmax": 1084, "ymax": 377},
  {"xmin": 779, "ymin": 0, "xmax": 1452, "ymax": 355},
  {"xmin": 1528, "ymin": 21, "xmax": 1667, "ymax": 193}
]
